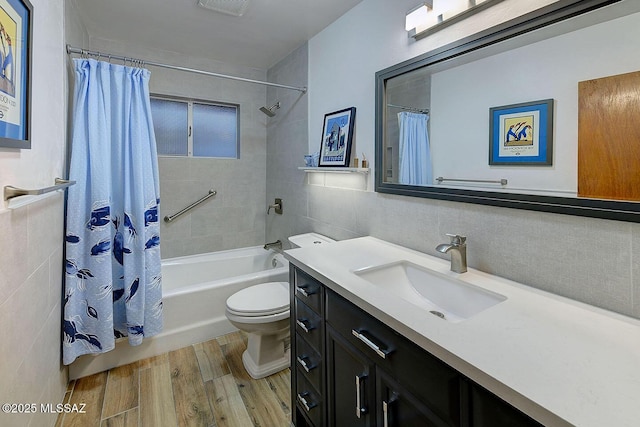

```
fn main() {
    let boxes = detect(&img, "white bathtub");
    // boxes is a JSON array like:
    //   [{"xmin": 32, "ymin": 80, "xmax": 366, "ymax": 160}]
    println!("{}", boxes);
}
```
[{"xmin": 69, "ymin": 246, "xmax": 289, "ymax": 379}]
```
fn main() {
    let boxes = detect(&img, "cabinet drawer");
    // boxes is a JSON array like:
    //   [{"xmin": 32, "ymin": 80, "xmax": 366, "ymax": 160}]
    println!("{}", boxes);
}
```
[
  {"xmin": 296, "ymin": 372, "xmax": 323, "ymax": 427},
  {"xmin": 294, "ymin": 269, "xmax": 324, "ymax": 314},
  {"xmin": 326, "ymin": 289, "xmax": 461, "ymax": 426},
  {"xmin": 295, "ymin": 299, "xmax": 323, "ymax": 353},
  {"xmin": 295, "ymin": 333, "xmax": 322, "ymax": 392}
]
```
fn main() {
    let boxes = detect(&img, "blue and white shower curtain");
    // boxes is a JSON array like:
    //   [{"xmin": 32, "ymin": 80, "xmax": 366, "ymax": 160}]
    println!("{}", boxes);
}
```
[
  {"xmin": 398, "ymin": 111, "xmax": 432, "ymax": 186},
  {"xmin": 63, "ymin": 59, "xmax": 162, "ymax": 365}
]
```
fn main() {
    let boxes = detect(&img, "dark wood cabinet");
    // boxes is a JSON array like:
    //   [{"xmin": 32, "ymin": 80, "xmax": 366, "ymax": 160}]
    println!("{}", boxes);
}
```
[
  {"xmin": 290, "ymin": 265, "xmax": 543, "ymax": 427},
  {"xmin": 326, "ymin": 325, "xmax": 376, "ymax": 427},
  {"xmin": 467, "ymin": 381, "xmax": 542, "ymax": 427},
  {"xmin": 377, "ymin": 369, "xmax": 451, "ymax": 427}
]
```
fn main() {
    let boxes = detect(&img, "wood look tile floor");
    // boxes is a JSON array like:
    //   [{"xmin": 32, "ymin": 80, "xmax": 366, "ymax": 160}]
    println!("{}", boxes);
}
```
[{"xmin": 55, "ymin": 332, "xmax": 291, "ymax": 427}]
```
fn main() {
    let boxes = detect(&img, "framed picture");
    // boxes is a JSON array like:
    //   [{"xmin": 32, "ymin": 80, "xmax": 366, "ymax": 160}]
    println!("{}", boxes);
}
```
[
  {"xmin": 319, "ymin": 107, "xmax": 356, "ymax": 167},
  {"xmin": 0, "ymin": 0, "xmax": 32, "ymax": 149},
  {"xmin": 489, "ymin": 99, "xmax": 553, "ymax": 166}
]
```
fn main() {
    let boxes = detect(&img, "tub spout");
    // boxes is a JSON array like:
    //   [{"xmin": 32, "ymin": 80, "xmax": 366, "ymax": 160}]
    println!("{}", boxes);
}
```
[{"xmin": 264, "ymin": 240, "xmax": 283, "ymax": 252}]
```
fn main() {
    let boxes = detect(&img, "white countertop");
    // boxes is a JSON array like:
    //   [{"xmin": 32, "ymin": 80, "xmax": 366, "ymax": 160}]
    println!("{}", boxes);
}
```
[{"xmin": 284, "ymin": 236, "xmax": 640, "ymax": 427}]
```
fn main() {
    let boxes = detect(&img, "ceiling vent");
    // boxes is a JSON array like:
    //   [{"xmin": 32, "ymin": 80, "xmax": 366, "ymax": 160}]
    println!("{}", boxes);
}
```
[{"xmin": 197, "ymin": 0, "xmax": 251, "ymax": 17}]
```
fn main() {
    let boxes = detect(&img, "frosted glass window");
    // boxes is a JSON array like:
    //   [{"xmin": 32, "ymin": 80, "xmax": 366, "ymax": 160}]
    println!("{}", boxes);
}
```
[
  {"xmin": 193, "ymin": 103, "xmax": 238, "ymax": 158},
  {"xmin": 150, "ymin": 98, "xmax": 188, "ymax": 156}
]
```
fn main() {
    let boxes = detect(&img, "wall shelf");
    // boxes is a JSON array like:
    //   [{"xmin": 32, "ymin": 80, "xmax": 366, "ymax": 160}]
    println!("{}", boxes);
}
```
[{"xmin": 298, "ymin": 167, "xmax": 369, "ymax": 174}]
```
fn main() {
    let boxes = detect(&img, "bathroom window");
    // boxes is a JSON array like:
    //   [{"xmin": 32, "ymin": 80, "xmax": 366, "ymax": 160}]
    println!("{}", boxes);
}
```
[{"xmin": 150, "ymin": 96, "xmax": 239, "ymax": 158}]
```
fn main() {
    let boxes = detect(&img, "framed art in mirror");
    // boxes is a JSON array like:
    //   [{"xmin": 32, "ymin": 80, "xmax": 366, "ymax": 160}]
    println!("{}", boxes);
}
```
[
  {"xmin": 0, "ymin": 0, "xmax": 32, "ymax": 149},
  {"xmin": 489, "ymin": 99, "xmax": 553, "ymax": 166}
]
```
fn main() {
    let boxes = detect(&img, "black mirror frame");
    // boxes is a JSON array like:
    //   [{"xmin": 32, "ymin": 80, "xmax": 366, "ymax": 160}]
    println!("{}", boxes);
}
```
[{"xmin": 374, "ymin": 0, "xmax": 640, "ymax": 222}]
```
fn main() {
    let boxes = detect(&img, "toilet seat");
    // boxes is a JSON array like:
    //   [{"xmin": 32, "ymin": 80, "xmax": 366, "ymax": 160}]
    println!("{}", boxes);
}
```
[{"xmin": 226, "ymin": 281, "xmax": 289, "ymax": 317}]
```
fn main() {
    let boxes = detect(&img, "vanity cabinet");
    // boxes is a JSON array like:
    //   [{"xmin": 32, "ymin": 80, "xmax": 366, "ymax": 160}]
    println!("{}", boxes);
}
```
[
  {"xmin": 290, "ymin": 265, "xmax": 543, "ymax": 427},
  {"xmin": 291, "ymin": 267, "xmax": 325, "ymax": 427}
]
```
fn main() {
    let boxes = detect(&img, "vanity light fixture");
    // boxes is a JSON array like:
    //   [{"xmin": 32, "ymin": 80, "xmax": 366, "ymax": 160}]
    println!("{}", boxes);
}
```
[{"xmin": 406, "ymin": 0, "xmax": 504, "ymax": 40}]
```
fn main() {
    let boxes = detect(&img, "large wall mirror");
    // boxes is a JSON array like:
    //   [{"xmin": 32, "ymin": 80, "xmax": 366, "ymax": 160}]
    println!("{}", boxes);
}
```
[{"xmin": 375, "ymin": 0, "xmax": 640, "ymax": 222}]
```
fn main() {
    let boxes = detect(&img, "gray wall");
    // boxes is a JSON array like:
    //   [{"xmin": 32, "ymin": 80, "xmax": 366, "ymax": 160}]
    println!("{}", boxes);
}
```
[
  {"xmin": 265, "ymin": 43, "xmax": 640, "ymax": 321},
  {"xmin": 86, "ymin": 38, "xmax": 269, "ymax": 258}
]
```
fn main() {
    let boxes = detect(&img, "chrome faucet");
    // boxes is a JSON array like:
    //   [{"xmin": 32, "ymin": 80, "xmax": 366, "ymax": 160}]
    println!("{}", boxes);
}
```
[
  {"xmin": 436, "ymin": 234, "xmax": 467, "ymax": 273},
  {"xmin": 263, "ymin": 239, "xmax": 283, "ymax": 252}
]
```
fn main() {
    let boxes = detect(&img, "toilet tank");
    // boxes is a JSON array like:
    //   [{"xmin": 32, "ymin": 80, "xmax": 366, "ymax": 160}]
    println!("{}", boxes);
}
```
[{"xmin": 288, "ymin": 233, "xmax": 335, "ymax": 248}]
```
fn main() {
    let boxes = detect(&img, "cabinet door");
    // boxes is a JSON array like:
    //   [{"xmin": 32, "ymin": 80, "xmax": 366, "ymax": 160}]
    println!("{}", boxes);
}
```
[
  {"xmin": 377, "ymin": 369, "xmax": 451, "ymax": 427},
  {"xmin": 468, "ymin": 382, "xmax": 543, "ymax": 427},
  {"xmin": 327, "ymin": 325, "xmax": 376, "ymax": 427}
]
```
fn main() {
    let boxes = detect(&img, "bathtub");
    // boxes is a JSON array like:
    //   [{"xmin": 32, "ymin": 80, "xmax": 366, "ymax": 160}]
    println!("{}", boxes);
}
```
[{"xmin": 69, "ymin": 246, "xmax": 289, "ymax": 379}]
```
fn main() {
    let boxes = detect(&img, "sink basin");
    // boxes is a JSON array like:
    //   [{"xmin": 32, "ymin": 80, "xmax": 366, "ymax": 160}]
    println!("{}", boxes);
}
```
[{"xmin": 353, "ymin": 261, "xmax": 506, "ymax": 322}]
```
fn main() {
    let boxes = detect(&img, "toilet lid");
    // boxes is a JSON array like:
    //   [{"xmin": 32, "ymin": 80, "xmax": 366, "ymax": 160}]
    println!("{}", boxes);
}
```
[{"xmin": 226, "ymin": 281, "xmax": 289, "ymax": 316}]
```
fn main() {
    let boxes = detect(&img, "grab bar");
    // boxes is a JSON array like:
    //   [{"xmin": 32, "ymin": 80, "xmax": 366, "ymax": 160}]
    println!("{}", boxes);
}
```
[
  {"xmin": 163, "ymin": 189, "xmax": 216, "ymax": 223},
  {"xmin": 436, "ymin": 177, "xmax": 507, "ymax": 186},
  {"xmin": 4, "ymin": 178, "xmax": 76, "ymax": 201}
]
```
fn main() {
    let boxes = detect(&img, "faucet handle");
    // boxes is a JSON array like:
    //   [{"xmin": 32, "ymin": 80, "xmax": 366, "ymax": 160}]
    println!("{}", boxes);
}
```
[{"xmin": 446, "ymin": 233, "xmax": 466, "ymax": 245}]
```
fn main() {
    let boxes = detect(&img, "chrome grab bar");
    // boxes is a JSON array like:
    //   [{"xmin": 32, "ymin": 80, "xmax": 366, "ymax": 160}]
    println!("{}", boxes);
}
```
[
  {"xmin": 163, "ymin": 189, "xmax": 216, "ymax": 223},
  {"xmin": 436, "ymin": 176, "xmax": 507, "ymax": 185},
  {"xmin": 3, "ymin": 178, "xmax": 76, "ymax": 201}
]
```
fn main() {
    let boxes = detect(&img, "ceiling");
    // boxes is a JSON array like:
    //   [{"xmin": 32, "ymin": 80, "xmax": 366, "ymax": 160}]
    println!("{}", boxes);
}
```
[{"xmin": 73, "ymin": 0, "xmax": 364, "ymax": 70}]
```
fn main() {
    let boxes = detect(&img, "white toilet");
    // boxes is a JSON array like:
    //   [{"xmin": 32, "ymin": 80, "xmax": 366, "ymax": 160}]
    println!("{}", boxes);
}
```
[{"xmin": 225, "ymin": 232, "xmax": 335, "ymax": 379}]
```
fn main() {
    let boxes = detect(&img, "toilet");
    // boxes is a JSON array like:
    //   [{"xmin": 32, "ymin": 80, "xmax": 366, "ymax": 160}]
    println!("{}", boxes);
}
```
[{"xmin": 225, "ymin": 232, "xmax": 335, "ymax": 379}]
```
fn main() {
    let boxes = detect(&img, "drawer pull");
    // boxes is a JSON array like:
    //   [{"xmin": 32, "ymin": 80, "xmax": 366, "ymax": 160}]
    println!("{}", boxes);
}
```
[
  {"xmin": 352, "ymin": 329, "xmax": 389, "ymax": 359},
  {"xmin": 383, "ymin": 393, "xmax": 399, "ymax": 427},
  {"xmin": 355, "ymin": 374, "xmax": 368, "ymax": 418},
  {"xmin": 296, "ymin": 319, "xmax": 314, "ymax": 333},
  {"xmin": 296, "ymin": 286, "xmax": 315, "ymax": 297},
  {"xmin": 297, "ymin": 392, "xmax": 317, "ymax": 412},
  {"xmin": 296, "ymin": 356, "xmax": 316, "ymax": 373},
  {"xmin": 383, "ymin": 400, "xmax": 389, "ymax": 427}
]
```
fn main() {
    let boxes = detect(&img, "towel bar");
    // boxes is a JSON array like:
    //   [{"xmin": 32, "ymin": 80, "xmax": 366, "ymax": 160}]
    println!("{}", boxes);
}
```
[{"xmin": 3, "ymin": 178, "xmax": 76, "ymax": 201}]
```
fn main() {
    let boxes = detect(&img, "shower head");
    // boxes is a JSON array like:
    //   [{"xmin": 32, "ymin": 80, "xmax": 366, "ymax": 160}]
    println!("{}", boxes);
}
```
[{"xmin": 259, "ymin": 102, "xmax": 281, "ymax": 117}]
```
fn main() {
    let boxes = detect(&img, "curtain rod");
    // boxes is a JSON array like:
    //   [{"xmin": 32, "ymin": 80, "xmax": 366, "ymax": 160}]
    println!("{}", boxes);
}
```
[
  {"xmin": 66, "ymin": 45, "xmax": 308, "ymax": 94},
  {"xmin": 387, "ymin": 103, "xmax": 429, "ymax": 114}
]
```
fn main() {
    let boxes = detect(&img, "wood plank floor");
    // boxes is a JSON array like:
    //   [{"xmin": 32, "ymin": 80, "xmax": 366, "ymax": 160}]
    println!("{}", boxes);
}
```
[{"xmin": 55, "ymin": 332, "xmax": 291, "ymax": 427}]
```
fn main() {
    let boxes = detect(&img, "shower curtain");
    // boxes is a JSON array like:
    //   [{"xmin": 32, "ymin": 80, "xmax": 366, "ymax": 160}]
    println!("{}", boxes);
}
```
[
  {"xmin": 398, "ymin": 111, "xmax": 432, "ymax": 186},
  {"xmin": 63, "ymin": 59, "xmax": 162, "ymax": 365}
]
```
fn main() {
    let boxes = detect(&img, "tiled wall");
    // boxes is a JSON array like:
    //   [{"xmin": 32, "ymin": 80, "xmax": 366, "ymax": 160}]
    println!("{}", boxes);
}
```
[
  {"xmin": 0, "ymin": 1, "xmax": 71, "ymax": 426},
  {"xmin": 0, "ymin": 196, "xmax": 67, "ymax": 427},
  {"xmin": 86, "ymin": 39, "xmax": 269, "ymax": 258},
  {"xmin": 265, "ymin": 44, "xmax": 311, "ymax": 247}
]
